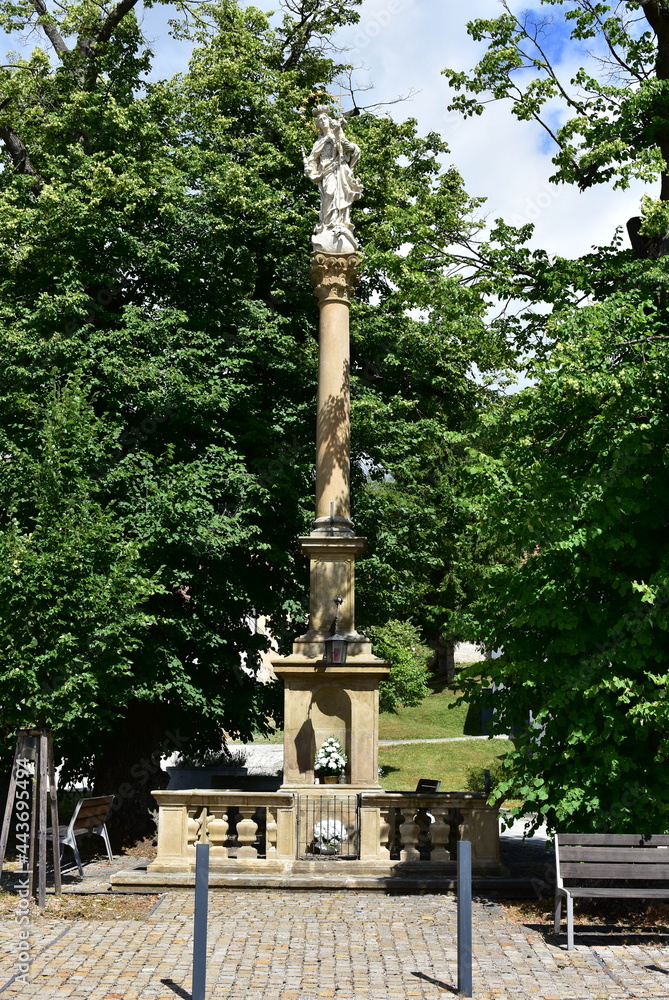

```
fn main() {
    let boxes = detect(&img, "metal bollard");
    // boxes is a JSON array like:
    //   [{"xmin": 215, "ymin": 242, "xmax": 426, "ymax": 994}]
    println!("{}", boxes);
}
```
[
  {"xmin": 192, "ymin": 842, "xmax": 209, "ymax": 1000},
  {"xmin": 457, "ymin": 839, "xmax": 473, "ymax": 997}
]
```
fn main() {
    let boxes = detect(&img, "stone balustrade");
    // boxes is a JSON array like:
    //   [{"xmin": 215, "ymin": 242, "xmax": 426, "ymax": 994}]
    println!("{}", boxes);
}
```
[
  {"xmin": 358, "ymin": 792, "xmax": 501, "ymax": 873},
  {"xmin": 147, "ymin": 789, "xmax": 503, "ymax": 877},
  {"xmin": 148, "ymin": 791, "xmax": 297, "ymax": 873}
]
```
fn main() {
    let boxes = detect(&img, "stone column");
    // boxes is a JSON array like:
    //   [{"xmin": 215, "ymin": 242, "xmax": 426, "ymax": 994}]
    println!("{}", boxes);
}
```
[
  {"xmin": 272, "ymin": 112, "xmax": 389, "ymax": 792},
  {"xmin": 310, "ymin": 252, "xmax": 359, "ymax": 537},
  {"xmin": 290, "ymin": 252, "xmax": 370, "ymax": 657}
]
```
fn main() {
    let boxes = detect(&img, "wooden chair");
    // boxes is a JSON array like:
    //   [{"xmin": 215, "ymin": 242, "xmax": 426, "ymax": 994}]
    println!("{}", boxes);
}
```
[{"xmin": 46, "ymin": 795, "xmax": 115, "ymax": 876}]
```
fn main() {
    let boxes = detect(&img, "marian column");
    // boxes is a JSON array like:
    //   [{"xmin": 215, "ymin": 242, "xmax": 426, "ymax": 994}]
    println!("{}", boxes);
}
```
[{"xmin": 272, "ymin": 107, "xmax": 389, "ymax": 790}]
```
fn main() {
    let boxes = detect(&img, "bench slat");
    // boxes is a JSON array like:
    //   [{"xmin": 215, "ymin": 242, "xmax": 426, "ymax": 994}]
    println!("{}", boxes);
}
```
[
  {"xmin": 76, "ymin": 797, "xmax": 113, "ymax": 813},
  {"xmin": 558, "ymin": 833, "xmax": 669, "ymax": 847},
  {"xmin": 74, "ymin": 812, "xmax": 111, "ymax": 828},
  {"xmin": 67, "ymin": 796, "xmax": 114, "ymax": 831},
  {"xmin": 561, "ymin": 862, "xmax": 669, "ymax": 879},
  {"xmin": 561, "ymin": 847, "xmax": 669, "ymax": 863},
  {"xmin": 566, "ymin": 887, "xmax": 669, "ymax": 898}
]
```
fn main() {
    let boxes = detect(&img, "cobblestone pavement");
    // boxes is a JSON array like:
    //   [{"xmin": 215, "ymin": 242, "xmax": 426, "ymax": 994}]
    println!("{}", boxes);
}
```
[
  {"xmin": 1, "ymin": 856, "xmax": 148, "ymax": 895},
  {"xmin": 2, "ymin": 889, "xmax": 669, "ymax": 999}
]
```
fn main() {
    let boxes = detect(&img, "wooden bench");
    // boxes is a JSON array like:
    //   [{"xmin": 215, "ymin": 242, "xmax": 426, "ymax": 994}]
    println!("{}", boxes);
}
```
[
  {"xmin": 554, "ymin": 832, "xmax": 669, "ymax": 949},
  {"xmin": 46, "ymin": 795, "xmax": 115, "ymax": 876}
]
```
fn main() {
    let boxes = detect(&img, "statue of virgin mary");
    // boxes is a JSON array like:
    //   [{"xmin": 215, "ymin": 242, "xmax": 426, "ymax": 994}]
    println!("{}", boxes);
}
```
[{"xmin": 303, "ymin": 105, "xmax": 364, "ymax": 253}]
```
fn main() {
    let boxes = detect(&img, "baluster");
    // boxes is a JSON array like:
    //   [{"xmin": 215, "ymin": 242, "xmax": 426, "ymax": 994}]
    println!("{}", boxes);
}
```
[
  {"xmin": 459, "ymin": 810, "xmax": 472, "ymax": 843},
  {"xmin": 430, "ymin": 809, "xmax": 450, "ymax": 861},
  {"xmin": 207, "ymin": 810, "xmax": 229, "ymax": 861},
  {"xmin": 378, "ymin": 806, "xmax": 393, "ymax": 860},
  {"xmin": 344, "ymin": 796, "xmax": 357, "ymax": 858},
  {"xmin": 399, "ymin": 811, "xmax": 420, "ymax": 862},
  {"xmin": 187, "ymin": 806, "xmax": 206, "ymax": 861},
  {"xmin": 415, "ymin": 807, "xmax": 432, "ymax": 859},
  {"xmin": 235, "ymin": 807, "xmax": 259, "ymax": 859},
  {"xmin": 266, "ymin": 807, "xmax": 278, "ymax": 858}
]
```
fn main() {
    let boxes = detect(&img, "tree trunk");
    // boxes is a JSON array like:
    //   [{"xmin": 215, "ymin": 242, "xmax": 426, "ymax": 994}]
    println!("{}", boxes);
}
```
[
  {"xmin": 93, "ymin": 701, "xmax": 173, "ymax": 849},
  {"xmin": 431, "ymin": 638, "xmax": 456, "ymax": 683}
]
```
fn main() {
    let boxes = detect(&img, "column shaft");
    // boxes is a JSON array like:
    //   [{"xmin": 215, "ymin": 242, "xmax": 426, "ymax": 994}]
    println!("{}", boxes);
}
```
[
  {"xmin": 315, "ymin": 297, "xmax": 350, "ymax": 524},
  {"xmin": 310, "ymin": 252, "xmax": 359, "ymax": 536}
]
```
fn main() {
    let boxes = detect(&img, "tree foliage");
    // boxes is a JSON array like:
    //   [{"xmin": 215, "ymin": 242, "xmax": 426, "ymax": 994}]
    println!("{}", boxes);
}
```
[
  {"xmin": 367, "ymin": 620, "xmax": 431, "ymax": 715},
  {"xmin": 444, "ymin": 0, "xmax": 669, "ymax": 206},
  {"xmin": 0, "ymin": 0, "xmax": 503, "ymax": 836},
  {"xmin": 445, "ymin": 3, "xmax": 669, "ymax": 833},
  {"xmin": 459, "ymin": 283, "xmax": 669, "ymax": 833}
]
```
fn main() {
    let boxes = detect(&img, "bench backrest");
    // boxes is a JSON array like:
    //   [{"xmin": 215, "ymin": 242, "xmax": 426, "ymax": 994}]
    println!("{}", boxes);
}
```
[
  {"xmin": 415, "ymin": 779, "xmax": 441, "ymax": 793},
  {"xmin": 555, "ymin": 833, "xmax": 669, "ymax": 887},
  {"xmin": 70, "ymin": 795, "xmax": 115, "ymax": 832}
]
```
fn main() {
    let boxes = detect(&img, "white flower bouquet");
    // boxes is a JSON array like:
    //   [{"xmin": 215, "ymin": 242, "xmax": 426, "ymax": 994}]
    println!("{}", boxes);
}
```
[
  {"xmin": 313, "ymin": 819, "xmax": 348, "ymax": 852},
  {"xmin": 314, "ymin": 736, "xmax": 348, "ymax": 777}
]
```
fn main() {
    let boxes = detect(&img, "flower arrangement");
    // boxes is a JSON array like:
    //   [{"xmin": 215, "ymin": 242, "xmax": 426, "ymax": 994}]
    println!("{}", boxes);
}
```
[
  {"xmin": 314, "ymin": 736, "xmax": 348, "ymax": 777},
  {"xmin": 313, "ymin": 819, "xmax": 348, "ymax": 852}
]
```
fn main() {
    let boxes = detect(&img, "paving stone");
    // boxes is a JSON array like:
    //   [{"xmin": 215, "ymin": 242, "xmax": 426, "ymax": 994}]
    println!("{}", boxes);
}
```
[{"xmin": 2, "ymin": 889, "xmax": 669, "ymax": 998}]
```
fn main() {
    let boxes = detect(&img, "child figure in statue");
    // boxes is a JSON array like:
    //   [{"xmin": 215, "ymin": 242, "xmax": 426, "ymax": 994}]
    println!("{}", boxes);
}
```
[{"xmin": 303, "ymin": 105, "xmax": 363, "ymax": 253}]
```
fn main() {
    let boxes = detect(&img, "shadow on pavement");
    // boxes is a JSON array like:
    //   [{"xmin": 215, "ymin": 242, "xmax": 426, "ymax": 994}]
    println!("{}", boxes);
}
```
[
  {"xmin": 411, "ymin": 970, "xmax": 458, "ymax": 995},
  {"xmin": 161, "ymin": 978, "xmax": 191, "ymax": 999},
  {"xmin": 523, "ymin": 920, "xmax": 669, "ymax": 949}
]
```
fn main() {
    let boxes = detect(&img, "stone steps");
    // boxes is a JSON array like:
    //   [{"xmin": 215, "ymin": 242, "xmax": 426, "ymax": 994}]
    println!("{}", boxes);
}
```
[{"xmin": 111, "ymin": 860, "xmax": 535, "ymax": 896}]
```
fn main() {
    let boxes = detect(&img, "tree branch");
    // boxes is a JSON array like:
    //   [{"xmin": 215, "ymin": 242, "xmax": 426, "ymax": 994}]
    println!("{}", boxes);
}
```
[
  {"xmin": 30, "ymin": 0, "xmax": 69, "ymax": 56},
  {"xmin": 0, "ymin": 125, "xmax": 43, "ymax": 190},
  {"xmin": 95, "ymin": 0, "xmax": 140, "ymax": 46},
  {"xmin": 639, "ymin": 0, "xmax": 669, "ymax": 79},
  {"xmin": 582, "ymin": 0, "xmax": 644, "ymax": 84}
]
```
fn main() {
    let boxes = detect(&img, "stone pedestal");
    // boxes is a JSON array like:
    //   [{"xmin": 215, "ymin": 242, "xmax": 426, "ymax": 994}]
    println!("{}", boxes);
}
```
[{"xmin": 273, "ymin": 660, "xmax": 389, "ymax": 788}]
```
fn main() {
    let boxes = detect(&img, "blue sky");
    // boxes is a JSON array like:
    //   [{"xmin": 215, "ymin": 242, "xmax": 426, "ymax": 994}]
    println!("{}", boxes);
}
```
[{"xmin": 328, "ymin": 0, "xmax": 650, "ymax": 258}]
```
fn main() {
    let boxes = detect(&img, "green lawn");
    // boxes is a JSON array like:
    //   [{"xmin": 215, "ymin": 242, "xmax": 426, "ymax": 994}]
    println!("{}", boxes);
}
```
[
  {"xmin": 378, "ymin": 674, "xmax": 482, "ymax": 741},
  {"xmin": 378, "ymin": 739, "xmax": 507, "ymax": 792},
  {"xmin": 248, "ymin": 727, "xmax": 283, "ymax": 744},
  {"xmin": 249, "ymin": 674, "xmax": 482, "ymax": 744}
]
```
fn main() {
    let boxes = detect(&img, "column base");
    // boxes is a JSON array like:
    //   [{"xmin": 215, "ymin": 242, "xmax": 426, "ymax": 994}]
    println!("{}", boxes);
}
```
[{"xmin": 309, "ymin": 515, "xmax": 355, "ymax": 537}]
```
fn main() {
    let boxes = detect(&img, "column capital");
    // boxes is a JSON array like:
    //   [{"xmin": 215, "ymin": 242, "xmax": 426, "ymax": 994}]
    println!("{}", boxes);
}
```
[{"xmin": 310, "ymin": 252, "xmax": 360, "ymax": 305}]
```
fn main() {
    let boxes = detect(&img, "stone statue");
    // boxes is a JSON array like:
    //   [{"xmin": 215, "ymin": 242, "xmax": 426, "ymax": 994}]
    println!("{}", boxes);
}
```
[{"xmin": 303, "ymin": 105, "xmax": 363, "ymax": 253}]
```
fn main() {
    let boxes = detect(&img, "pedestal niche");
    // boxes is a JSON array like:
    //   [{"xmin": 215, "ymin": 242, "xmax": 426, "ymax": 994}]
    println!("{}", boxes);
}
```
[{"xmin": 273, "ymin": 658, "xmax": 389, "ymax": 790}]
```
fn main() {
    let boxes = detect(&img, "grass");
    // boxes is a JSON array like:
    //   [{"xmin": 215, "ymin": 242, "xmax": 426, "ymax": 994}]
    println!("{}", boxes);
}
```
[
  {"xmin": 378, "ymin": 673, "xmax": 482, "ymax": 740},
  {"xmin": 378, "ymin": 738, "xmax": 508, "ymax": 792},
  {"xmin": 246, "ymin": 727, "xmax": 283, "ymax": 745},
  {"xmin": 0, "ymin": 889, "xmax": 160, "ymax": 921}
]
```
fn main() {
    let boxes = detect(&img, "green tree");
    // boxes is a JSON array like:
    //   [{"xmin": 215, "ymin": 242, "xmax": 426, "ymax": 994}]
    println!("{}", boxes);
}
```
[
  {"xmin": 349, "ymin": 158, "xmax": 513, "ymax": 666},
  {"xmin": 445, "ymin": 1, "xmax": 669, "ymax": 833},
  {"xmin": 0, "ymin": 0, "xmax": 503, "ymax": 838},
  {"xmin": 459, "ymin": 288, "xmax": 669, "ymax": 834},
  {"xmin": 444, "ymin": 1, "xmax": 669, "ymax": 197},
  {"xmin": 367, "ymin": 620, "xmax": 431, "ymax": 714}
]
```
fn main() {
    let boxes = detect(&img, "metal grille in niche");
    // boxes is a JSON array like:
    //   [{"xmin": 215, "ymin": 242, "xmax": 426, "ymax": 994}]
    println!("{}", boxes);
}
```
[{"xmin": 297, "ymin": 795, "xmax": 359, "ymax": 859}]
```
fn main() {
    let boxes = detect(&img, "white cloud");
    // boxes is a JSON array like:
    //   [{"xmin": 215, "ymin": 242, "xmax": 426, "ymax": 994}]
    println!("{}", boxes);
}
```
[{"xmin": 333, "ymin": 0, "xmax": 650, "ymax": 259}]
